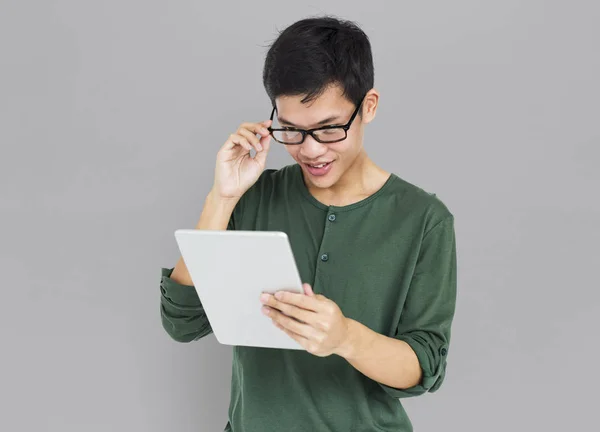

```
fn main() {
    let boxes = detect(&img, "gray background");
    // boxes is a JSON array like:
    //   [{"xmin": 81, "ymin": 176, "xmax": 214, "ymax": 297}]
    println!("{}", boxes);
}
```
[{"xmin": 1, "ymin": 1, "xmax": 598, "ymax": 431}]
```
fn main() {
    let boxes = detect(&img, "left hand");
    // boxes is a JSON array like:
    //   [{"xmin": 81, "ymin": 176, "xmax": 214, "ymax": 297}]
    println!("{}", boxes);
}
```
[{"xmin": 259, "ymin": 284, "xmax": 350, "ymax": 357}]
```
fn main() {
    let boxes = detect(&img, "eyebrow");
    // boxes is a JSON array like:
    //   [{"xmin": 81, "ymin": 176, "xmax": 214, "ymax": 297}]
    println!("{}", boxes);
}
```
[{"xmin": 277, "ymin": 114, "xmax": 342, "ymax": 128}]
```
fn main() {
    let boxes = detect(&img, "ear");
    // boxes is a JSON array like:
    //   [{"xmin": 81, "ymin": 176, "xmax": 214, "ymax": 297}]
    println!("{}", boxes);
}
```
[{"xmin": 361, "ymin": 89, "xmax": 379, "ymax": 124}]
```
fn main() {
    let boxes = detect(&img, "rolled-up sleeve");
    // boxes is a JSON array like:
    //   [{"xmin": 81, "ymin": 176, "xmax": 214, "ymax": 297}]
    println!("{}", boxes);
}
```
[
  {"xmin": 160, "ymin": 198, "xmax": 244, "ymax": 343},
  {"xmin": 379, "ymin": 215, "xmax": 457, "ymax": 398},
  {"xmin": 160, "ymin": 267, "xmax": 213, "ymax": 342}
]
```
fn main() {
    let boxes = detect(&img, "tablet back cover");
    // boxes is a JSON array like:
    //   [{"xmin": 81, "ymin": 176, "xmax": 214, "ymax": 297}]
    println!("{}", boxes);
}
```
[{"xmin": 174, "ymin": 229, "xmax": 305, "ymax": 350}]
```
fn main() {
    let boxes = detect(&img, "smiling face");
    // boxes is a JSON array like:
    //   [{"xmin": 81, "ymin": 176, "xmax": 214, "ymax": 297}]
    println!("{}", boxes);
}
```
[{"xmin": 273, "ymin": 84, "xmax": 377, "ymax": 191}]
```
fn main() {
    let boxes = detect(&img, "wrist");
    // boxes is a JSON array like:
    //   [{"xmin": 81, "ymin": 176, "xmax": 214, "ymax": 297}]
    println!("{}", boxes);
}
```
[
  {"xmin": 336, "ymin": 318, "xmax": 362, "ymax": 360},
  {"xmin": 195, "ymin": 190, "xmax": 239, "ymax": 230},
  {"xmin": 206, "ymin": 188, "xmax": 240, "ymax": 209}
]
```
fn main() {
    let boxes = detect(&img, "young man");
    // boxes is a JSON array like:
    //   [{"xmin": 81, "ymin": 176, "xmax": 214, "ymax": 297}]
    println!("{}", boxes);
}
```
[{"xmin": 160, "ymin": 16, "xmax": 457, "ymax": 432}]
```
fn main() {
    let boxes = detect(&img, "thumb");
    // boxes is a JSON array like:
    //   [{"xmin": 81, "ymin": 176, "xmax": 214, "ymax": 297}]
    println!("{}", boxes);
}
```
[{"xmin": 303, "ymin": 283, "xmax": 315, "ymax": 296}]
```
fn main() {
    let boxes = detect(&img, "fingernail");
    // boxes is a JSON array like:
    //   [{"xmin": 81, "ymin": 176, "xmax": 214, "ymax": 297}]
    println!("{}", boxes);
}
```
[{"xmin": 260, "ymin": 293, "xmax": 270, "ymax": 302}]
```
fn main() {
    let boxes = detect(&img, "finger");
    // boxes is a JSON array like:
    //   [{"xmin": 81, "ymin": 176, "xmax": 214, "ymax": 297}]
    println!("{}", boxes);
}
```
[
  {"xmin": 264, "ymin": 298, "xmax": 315, "ymax": 325},
  {"xmin": 221, "ymin": 134, "xmax": 250, "ymax": 152},
  {"xmin": 269, "ymin": 308, "xmax": 314, "ymax": 338},
  {"xmin": 254, "ymin": 133, "xmax": 271, "ymax": 165},
  {"xmin": 237, "ymin": 127, "xmax": 264, "ymax": 152},
  {"xmin": 223, "ymin": 134, "xmax": 252, "ymax": 152},
  {"xmin": 273, "ymin": 291, "xmax": 325, "ymax": 312},
  {"xmin": 240, "ymin": 122, "xmax": 271, "ymax": 139},
  {"xmin": 273, "ymin": 319, "xmax": 309, "ymax": 348},
  {"xmin": 303, "ymin": 283, "xmax": 315, "ymax": 297}
]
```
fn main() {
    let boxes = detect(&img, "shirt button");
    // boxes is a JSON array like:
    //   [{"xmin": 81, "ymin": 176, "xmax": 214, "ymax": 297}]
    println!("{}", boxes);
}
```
[
  {"xmin": 440, "ymin": 347, "xmax": 448, "ymax": 356},
  {"xmin": 320, "ymin": 253, "xmax": 329, "ymax": 262},
  {"xmin": 328, "ymin": 214, "xmax": 336, "ymax": 222}
]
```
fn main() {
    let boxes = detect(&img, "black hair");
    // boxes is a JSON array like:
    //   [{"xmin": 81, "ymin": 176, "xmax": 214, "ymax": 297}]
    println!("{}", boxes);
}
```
[{"xmin": 262, "ymin": 15, "xmax": 374, "ymax": 113}]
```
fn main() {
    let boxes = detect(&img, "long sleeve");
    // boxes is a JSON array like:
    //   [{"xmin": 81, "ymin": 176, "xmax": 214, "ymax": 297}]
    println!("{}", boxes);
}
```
[
  {"xmin": 160, "ymin": 266, "xmax": 213, "ymax": 342},
  {"xmin": 160, "ymin": 207, "xmax": 240, "ymax": 343},
  {"xmin": 379, "ymin": 215, "xmax": 458, "ymax": 398}
]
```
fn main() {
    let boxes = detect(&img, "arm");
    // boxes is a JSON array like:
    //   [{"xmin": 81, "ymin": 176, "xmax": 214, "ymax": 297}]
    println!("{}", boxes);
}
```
[
  {"xmin": 160, "ymin": 190, "xmax": 239, "ymax": 342},
  {"xmin": 342, "ymin": 215, "xmax": 458, "ymax": 397},
  {"xmin": 170, "ymin": 190, "xmax": 239, "ymax": 285},
  {"xmin": 338, "ymin": 320, "xmax": 423, "ymax": 389}
]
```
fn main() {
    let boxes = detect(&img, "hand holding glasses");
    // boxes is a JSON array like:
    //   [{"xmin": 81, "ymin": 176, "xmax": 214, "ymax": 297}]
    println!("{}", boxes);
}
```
[{"xmin": 210, "ymin": 95, "xmax": 365, "ymax": 202}]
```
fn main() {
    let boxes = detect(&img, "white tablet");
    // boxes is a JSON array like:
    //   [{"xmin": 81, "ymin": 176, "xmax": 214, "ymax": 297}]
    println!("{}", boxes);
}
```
[{"xmin": 174, "ymin": 229, "xmax": 305, "ymax": 350}]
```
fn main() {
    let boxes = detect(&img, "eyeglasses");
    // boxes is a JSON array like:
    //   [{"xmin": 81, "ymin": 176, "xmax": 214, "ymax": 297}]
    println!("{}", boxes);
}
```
[{"xmin": 267, "ymin": 95, "xmax": 366, "ymax": 145}]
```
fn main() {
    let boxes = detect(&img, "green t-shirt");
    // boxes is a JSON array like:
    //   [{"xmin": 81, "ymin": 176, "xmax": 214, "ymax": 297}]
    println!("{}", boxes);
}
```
[{"xmin": 160, "ymin": 163, "xmax": 457, "ymax": 432}]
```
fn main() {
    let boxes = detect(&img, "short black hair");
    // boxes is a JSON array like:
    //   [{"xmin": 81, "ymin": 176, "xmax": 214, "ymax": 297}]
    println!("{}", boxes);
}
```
[{"xmin": 262, "ymin": 16, "xmax": 374, "ymax": 112}]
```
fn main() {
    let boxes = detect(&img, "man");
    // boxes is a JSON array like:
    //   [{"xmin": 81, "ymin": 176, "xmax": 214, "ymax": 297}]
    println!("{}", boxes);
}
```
[{"xmin": 160, "ymin": 16, "xmax": 457, "ymax": 432}]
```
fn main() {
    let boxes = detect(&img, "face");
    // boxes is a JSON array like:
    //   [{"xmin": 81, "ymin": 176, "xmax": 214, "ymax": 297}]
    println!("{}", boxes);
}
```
[{"xmin": 273, "ymin": 85, "xmax": 377, "ymax": 190}]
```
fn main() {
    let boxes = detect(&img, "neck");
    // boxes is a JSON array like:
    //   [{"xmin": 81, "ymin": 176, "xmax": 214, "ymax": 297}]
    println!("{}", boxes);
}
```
[{"xmin": 306, "ymin": 149, "xmax": 388, "ymax": 205}]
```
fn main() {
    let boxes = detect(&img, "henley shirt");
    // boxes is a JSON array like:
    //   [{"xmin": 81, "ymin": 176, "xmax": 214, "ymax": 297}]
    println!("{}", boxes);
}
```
[{"xmin": 160, "ymin": 162, "xmax": 457, "ymax": 432}]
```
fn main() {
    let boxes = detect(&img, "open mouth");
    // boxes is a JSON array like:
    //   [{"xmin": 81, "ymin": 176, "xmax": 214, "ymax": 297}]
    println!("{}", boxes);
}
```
[
  {"xmin": 307, "ymin": 162, "xmax": 331, "ymax": 168},
  {"xmin": 304, "ymin": 161, "xmax": 334, "ymax": 176}
]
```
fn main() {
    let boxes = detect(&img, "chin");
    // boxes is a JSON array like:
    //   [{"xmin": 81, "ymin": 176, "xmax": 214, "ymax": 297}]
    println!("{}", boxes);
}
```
[{"xmin": 309, "ymin": 177, "xmax": 335, "ymax": 189}]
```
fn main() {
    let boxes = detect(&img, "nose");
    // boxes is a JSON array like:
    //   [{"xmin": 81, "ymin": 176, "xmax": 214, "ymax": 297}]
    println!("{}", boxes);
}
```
[{"xmin": 299, "ymin": 134, "xmax": 328, "ymax": 159}]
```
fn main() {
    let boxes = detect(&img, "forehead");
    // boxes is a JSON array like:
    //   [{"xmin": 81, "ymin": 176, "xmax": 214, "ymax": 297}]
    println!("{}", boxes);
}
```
[{"xmin": 274, "ymin": 86, "xmax": 354, "ymax": 128}]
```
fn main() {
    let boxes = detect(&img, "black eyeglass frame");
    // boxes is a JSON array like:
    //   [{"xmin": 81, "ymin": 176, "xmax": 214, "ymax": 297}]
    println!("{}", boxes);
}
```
[{"xmin": 267, "ymin": 95, "xmax": 366, "ymax": 145}]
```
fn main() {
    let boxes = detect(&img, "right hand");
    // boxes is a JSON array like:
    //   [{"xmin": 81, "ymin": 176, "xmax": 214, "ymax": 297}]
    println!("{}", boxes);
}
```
[{"xmin": 212, "ymin": 120, "xmax": 273, "ymax": 200}]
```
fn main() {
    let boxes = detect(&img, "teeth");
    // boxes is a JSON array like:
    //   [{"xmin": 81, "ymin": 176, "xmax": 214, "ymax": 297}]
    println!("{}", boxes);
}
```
[{"xmin": 310, "ymin": 163, "xmax": 327, "ymax": 168}]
